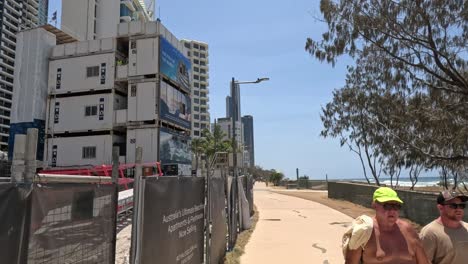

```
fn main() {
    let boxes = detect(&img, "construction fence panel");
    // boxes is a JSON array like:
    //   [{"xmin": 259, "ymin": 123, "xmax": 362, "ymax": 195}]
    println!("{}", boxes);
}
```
[
  {"xmin": 141, "ymin": 176, "xmax": 205, "ymax": 264},
  {"xmin": 209, "ymin": 175, "xmax": 227, "ymax": 264},
  {"xmin": 0, "ymin": 183, "xmax": 31, "ymax": 264},
  {"xmin": 246, "ymin": 175, "xmax": 254, "ymax": 216},
  {"xmin": 27, "ymin": 183, "xmax": 118, "ymax": 264},
  {"xmin": 239, "ymin": 175, "xmax": 254, "ymax": 216},
  {"xmin": 227, "ymin": 176, "xmax": 237, "ymax": 250},
  {"xmin": 237, "ymin": 177, "xmax": 252, "ymax": 231},
  {"xmin": 0, "ymin": 160, "xmax": 12, "ymax": 178}
]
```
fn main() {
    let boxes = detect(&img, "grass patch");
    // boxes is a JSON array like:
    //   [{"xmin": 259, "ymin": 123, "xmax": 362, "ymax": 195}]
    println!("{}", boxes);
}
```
[{"xmin": 223, "ymin": 205, "xmax": 259, "ymax": 264}]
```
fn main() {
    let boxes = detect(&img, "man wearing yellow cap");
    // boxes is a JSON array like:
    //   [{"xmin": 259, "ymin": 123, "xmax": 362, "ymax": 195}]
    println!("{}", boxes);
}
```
[{"xmin": 345, "ymin": 187, "xmax": 429, "ymax": 264}]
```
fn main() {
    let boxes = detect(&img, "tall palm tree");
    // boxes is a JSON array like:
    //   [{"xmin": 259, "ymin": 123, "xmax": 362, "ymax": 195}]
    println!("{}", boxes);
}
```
[
  {"xmin": 202, "ymin": 126, "xmax": 231, "ymax": 162},
  {"xmin": 191, "ymin": 137, "xmax": 206, "ymax": 173}
]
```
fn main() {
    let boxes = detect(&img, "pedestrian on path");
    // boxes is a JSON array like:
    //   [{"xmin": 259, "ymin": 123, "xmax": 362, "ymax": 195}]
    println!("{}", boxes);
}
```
[
  {"xmin": 419, "ymin": 190, "xmax": 468, "ymax": 264},
  {"xmin": 344, "ymin": 187, "xmax": 429, "ymax": 264}
]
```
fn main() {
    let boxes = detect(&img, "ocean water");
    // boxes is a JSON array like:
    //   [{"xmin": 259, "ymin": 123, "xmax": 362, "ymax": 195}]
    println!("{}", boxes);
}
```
[{"xmin": 344, "ymin": 176, "xmax": 447, "ymax": 187}]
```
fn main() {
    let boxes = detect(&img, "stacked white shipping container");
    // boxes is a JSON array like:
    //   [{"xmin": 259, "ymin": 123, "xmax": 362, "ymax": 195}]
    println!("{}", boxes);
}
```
[
  {"xmin": 118, "ymin": 21, "xmax": 192, "ymax": 175},
  {"xmin": 45, "ymin": 37, "xmax": 126, "ymax": 167},
  {"xmin": 42, "ymin": 21, "xmax": 192, "ymax": 175}
]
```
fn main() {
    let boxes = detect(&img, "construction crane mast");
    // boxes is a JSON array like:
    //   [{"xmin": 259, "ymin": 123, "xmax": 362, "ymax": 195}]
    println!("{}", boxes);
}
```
[{"xmin": 146, "ymin": 0, "xmax": 155, "ymax": 19}]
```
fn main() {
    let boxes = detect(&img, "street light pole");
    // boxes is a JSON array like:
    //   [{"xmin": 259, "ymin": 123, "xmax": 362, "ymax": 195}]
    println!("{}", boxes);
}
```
[
  {"xmin": 231, "ymin": 77, "xmax": 238, "ymax": 181},
  {"xmin": 230, "ymin": 76, "xmax": 268, "ymax": 241},
  {"xmin": 230, "ymin": 77, "xmax": 238, "ymax": 248},
  {"xmin": 230, "ymin": 77, "xmax": 269, "ymax": 175}
]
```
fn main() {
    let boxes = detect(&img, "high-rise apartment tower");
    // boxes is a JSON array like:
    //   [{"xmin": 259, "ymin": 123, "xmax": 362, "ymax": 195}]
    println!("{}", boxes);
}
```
[{"xmin": 181, "ymin": 39, "xmax": 210, "ymax": 138}]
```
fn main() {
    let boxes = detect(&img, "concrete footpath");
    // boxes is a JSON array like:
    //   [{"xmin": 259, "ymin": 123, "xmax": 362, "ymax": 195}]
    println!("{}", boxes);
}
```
[{"xmin": 241, "ymin": 182, "xmax": 353, "ymax": 264}]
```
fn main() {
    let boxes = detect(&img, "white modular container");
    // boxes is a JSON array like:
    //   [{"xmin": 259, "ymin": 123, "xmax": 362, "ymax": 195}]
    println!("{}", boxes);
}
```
[
  {"xmin": 126, "ymin": 127, "xmax": 159, "ymax": 164},
  {"xmin": 51, "ymin": 38, "xmax": 117, "ymax": 58},
  {"xmin": 128, "ymin": 37, "xmax": 159, "ymax": 77},
  {"xmin": 11, "ymin": 28, "xmax": 56, "ymax": 123},
  {"xmin": 48, "ymin": 52, "xmax": 116, "ymax": 94},
  {"xmin": 117, "ymin": 20, "xmax": 159, "ymax": 37},
  {"xmin": 159, "ymin": 24, "xmax": 187, "ymax": 53},
  {"xmin": 47, "ymin": 93, "xmax": 126, "ymax": 133},
  {"xmin": 127, "ymin": 81, "xmax": 158, "ymax": 122},
  {"xmin": 116, "ymin": 64, "xmax": 128, "ymax": 80},
  {"xmin": 45, "ymin": 134, "xmax": 125, "ymax": 167}
]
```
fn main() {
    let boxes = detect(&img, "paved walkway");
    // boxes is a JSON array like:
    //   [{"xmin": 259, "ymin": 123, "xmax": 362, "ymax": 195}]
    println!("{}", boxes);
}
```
[{"xmin": 241, "ymin": 182, "xmax": 353, "ymax": 264}]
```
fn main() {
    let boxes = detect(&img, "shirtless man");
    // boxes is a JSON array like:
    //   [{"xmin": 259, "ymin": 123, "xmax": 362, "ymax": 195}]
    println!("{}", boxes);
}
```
[{"xmin": 345, "ymin": 187, "xmax": 429, "ymax": 264}]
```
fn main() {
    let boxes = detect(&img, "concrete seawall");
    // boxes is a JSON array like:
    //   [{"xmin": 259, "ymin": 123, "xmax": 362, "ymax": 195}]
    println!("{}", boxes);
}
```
[{"xmin": 328, "ymin": 181, "xmax": 468, "ymax": 226}]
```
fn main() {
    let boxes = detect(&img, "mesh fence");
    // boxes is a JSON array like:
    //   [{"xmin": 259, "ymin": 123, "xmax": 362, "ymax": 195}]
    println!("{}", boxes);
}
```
[
  {"xmin": 27, "ymin": 183, "xmax": 117, "ymax": 264},
  {"xmin": 0, "ymin": 160, "xmax": 12, "ymax": 178},
  {"xmin": 0, "ymin": 183, "xmax": 31, "ymax": 264},
  {"xmin": 209, "ymin": 175, "xmax": 227, "ymax": 264}
]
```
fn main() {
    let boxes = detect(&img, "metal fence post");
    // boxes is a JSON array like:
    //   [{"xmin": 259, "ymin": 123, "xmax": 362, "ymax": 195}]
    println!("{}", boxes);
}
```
[
  {"xmin": 112, "ymin": 146, "xmax": 119, "ymax": 184},
  {"xmin": 24, "ymin": 129, "xmax": 38, "ymax": 183},
  {"xmin": 205, "ymin": 157, "xmax": 212, "ymax": 264},
  {"xmin": 11, "ymin": 134, "xmax": 26, "ymax": 183},
  {"xmin": 111, "ymin": 146, "xmax": 119, "ymax": 264},
  {"xmin": 131, "ymin": 147, "xmax": 143, "ymax": 264}
]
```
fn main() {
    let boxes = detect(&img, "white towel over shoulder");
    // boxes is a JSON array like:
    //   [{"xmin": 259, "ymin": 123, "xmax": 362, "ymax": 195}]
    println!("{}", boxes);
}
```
[{"xmin": 342, "ymin": 215, "xmax": 373, "ymax": 257}]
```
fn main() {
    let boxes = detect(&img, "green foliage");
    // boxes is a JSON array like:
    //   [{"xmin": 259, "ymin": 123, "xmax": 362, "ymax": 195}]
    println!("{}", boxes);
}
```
[
  {"xmin": 248, "ymin": 166, "xmax": 274, "ymax": 181},
  {"xmin": 190, "ymin": 138, "xmax": 205, "ymax": 171},
  {"xmin": 190, "ymin": 125, "xmax": 232, "ymax": 172},
  {"xmin": 308, "ymin": 0, "xmax": 468, "ymax": 185},
  {"xmin": 269, "ymin": 171, "xmax": 284, "ymax": 186},
  {"xmin": 201, "ymin": 125, "xmax": 232, "ymax": 160}
]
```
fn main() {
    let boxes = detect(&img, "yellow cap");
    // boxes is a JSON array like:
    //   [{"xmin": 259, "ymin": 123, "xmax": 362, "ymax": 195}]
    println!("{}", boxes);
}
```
[{"xmin": 373, "ymin": 187, "xmax": 403, "ymax": 204}]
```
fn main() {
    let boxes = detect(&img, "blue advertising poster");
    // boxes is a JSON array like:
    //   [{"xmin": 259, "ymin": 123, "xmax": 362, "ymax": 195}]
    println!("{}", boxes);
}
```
[
  {"xmin": 160, "ymin": 81, "xmax": 191, "ymax": 129},
  {"xmin": 159, "ymin": 127, "xmax": 191, "ymax": 166},
  {"xmin": 159, "ymin": 37, "xmax": 191, "ymax": 93}
]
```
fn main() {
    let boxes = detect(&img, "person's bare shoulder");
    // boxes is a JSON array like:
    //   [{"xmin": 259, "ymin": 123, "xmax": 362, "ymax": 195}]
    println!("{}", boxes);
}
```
[
  {"xmin": 397, "ymin": 219, "xmax": 414, "ymax": 229},
  {"xmin": 397, "ymin": 220, "xmax": 419, "ymax": 239}
]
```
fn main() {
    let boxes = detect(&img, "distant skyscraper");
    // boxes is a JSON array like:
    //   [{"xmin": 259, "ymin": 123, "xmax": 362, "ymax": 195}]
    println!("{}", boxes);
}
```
[
  {"xmin": 226, "ymin": 83, "xmax": 241, "ymax": 123},
  {"xmin": 38, "ymin": 0, "xmax": 49, "ymax": 25},
  {"xmin": 242, "ymin": 115, "xmax": 254, "ymax": 167},
  {"xmin": 215, "ymin": 117, "xmax": 242, "ymax": 145},
  {"xmin": 226, "ymin": 96, "xmax": 232, "ymax": 118},
  {"xmin": 181, "ymin": 39, "xmax": 210, "ymax": 138},
  {"xmin": 0, "ymin": 0, "xmax": 48, "ymax": 151}
]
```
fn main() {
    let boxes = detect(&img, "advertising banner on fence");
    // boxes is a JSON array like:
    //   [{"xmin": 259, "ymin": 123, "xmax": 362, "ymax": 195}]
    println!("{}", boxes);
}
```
[
  {"xmin": 160, "ymin": 81, "xmax": 191, "ymax": 129},
  {"xmin": 0, "ymin": 183, "xmax": 31, "ymax": 264},
  {"xmin": 141, "ymin": 177, "xmax": 205, "ymax": 264},
  {"xmin": 160, "ymin": 37, "xmax": 191, "ymax": 93}
]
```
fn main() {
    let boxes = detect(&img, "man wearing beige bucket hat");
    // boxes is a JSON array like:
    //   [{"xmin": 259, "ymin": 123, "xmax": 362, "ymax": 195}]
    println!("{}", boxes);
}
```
[
  {"xmin": 345, "ymin": 187, "xmax": 429, "ymax": 264},
  {"xmin": 419, "ymin": 190, "xmax": 468, "ymax": 264}
]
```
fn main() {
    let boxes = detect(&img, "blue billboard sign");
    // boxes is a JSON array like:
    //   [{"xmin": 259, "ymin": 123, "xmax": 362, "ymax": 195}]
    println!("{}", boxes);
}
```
[
  {"xmin": 160, "ymin": 81, "xmax": 191, "ymax": 129},
  {"xmin": 159, "ymin": 127, "xmax": 191, "ymax": 166},
  {"xmin": 159, "ymin": 37, "xmax": 191, "ymax": 93}
]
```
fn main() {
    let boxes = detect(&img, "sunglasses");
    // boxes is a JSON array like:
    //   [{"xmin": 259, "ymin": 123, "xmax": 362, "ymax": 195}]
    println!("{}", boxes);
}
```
[
  {"xmin": 380, "ymin": 203, "xmax": 402, "ymax": 211},
  {"xmin": 444, "ymin": 203, "xmax": 466, "ymax": 209}
]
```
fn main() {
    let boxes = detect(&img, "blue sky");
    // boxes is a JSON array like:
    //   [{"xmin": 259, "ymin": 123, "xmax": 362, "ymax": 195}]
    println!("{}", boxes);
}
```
[{"xmin": 48, "ymin": 0, "xmax": 364, "ymax": 180}]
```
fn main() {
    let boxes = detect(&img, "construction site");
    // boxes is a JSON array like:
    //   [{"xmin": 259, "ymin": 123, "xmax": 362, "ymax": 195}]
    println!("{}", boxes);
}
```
[{"xmin": 0, "ymin": 1, "xmax": 254, "ymax": 262}]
